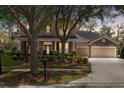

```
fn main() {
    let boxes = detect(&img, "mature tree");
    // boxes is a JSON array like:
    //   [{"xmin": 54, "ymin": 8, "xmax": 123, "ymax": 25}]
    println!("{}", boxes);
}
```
[
  {"xmin": 55, "ymin": 5, "xmax": 105, "ymax": 62},
  {"xmin": 1, "ymin": 6, "xmax": 53, "ymax": 75},
  {"xmin": 111, "ymin": 23, "xmax": 124, "ymax": 54},
  {"xmin": 112, "ymin": 24, "xmax": 124, "ymax": 41},
  {"xmin": 79, "ymin": 18, "xmax": 97, "ymax": 32},
  {"xmin": 99, "ymin": 24, "xmax": 115, "ymax": 38}
]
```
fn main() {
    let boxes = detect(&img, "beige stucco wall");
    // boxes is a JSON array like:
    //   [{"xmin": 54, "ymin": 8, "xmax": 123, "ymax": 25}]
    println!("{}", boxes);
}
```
[
  {"xmin": 91, "ymin": 47, "xmax": 116, "ymax": 58},
  {"xmin": 76, "ymin": 42, "xmax": 88, "ymax": 46},
  {"xmin": 76, "ymin": 42, "xmax": 89, "ymax": 56},
  {"xmin": 76, "ymin": 47, "xmax": 89, "ymax": 56}
]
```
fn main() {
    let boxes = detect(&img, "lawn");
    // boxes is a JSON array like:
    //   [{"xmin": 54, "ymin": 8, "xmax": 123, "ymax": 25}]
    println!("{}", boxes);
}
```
[
  {"xmin": 0, "ymin": 70, "xmax": 88, "ymax": 87},
  {"xmin": 1, "ymin": 54, "xmax": 28, "ymax": 69},
  {"xmin": 0, "ymin": 55, "xmax": 91, "ymax": 87}
]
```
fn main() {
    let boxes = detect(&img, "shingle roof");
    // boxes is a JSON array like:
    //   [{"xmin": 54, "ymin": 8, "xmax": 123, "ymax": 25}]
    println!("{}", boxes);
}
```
[
  {"xmin": 76, "ymin": 31, "xmax": 100, "ymax": 42},
  {"xmin": 19, "ymin": 35, "xmax": 77, "ymax": 39}
]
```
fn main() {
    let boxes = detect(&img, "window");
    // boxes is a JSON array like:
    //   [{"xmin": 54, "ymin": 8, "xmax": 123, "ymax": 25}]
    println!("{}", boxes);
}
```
[
  {"xmin": 59, "ymin": 42, "xmax": 69, "ymax": 53},
  {"xmin": 46, "ymin": 26, "xmax": 51, "ymax": 33},
  {"xmin": 59, "ymin": 28, "xmax": 63, "ymax": 36}
]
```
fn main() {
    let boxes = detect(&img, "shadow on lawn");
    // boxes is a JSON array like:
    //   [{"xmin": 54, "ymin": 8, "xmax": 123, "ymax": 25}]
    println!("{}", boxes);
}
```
[{"xmin": 0, "ymin": 70, "xmax": 88, "ymax": 87}]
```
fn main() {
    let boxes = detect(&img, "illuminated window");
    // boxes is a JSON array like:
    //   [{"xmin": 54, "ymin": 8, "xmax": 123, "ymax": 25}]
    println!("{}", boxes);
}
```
[
  {"xmin": 46, "ymin": 26, "xmax": 51, "ymax": 32},
  {"xmin": 59, "ymin": 42, "xmax": 69, "ymax": 53},
  {"xmin": 43, "ymin": 42, "xmax": 52, "ymax": 45},
  {"xmin": 59, "ymin": 28, "xmax": 63, "ymax": 36}
]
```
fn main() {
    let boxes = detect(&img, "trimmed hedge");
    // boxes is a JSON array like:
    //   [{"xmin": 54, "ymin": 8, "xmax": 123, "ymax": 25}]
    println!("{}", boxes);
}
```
[
  {"xmin": 66, "ymin": 55, "xmax": 89, "ymax": 64},
  {"xmin": 40, "ymin": 54, "xmax": 89, "ymax": 64},
  {"xmin": 82, "ymin": 56, "xmax": 89, "ymax": 64}
]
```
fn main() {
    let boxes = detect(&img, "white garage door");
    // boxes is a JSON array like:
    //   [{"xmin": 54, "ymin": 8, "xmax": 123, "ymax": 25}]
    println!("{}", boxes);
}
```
[{"xmin": 91, "ymin": 47, "xmax": 116, "ymax": 58}]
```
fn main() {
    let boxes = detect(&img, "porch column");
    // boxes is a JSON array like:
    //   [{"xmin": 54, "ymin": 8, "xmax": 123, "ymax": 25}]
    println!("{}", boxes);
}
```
[
  {"xmin": 54, "ymin": 41, "xmax": 57, "ymax": 52},
  {"xmin": 72, "ymin": 41, "xmax": 76, "ymax": 52},
  {"xmin": 17, "ymin": 40, "xmax": 21, "ymax": 51}
]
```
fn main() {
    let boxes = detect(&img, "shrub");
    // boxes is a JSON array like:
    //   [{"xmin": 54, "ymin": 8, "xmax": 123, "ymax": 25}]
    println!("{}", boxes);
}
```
[
  {"xmin": 120, "ymin": 47, "xmax": 124, "ymax": 58},
  {"xmin": 41, "ymin": 55, "xmax": 49, "ymax": 62},
  {"xmin": 75, "ymin": 55, "xmax": 83, "ymax": 63},
  {"xmin": 40, "ymin": 54, "xmax": 61, "ymax": 64},
  {"xmin": 66, "ymin": 55, "xmax": 73, "ymax": 62},
  {"xmin": 43, "ymin": 51, "xmax": 46, "ymax": 55},
  {"xmin": 9, "ymin": 51, "xmax": 30, "ymax": 62},
  {"xmin": 11, "ymin": 55, "xmax": 18, "ymax": 61},
  {"xmin": 82, "ymin": 56, "xmax": 89, "ymax": 64},
  {"xmin": 11, "ymin": 46, "xmax": 19, "ymax": 53},
  {"xmin": 55, "ymin": 55, "xmax": 61, "ymax": 62},
  {"xmin": 66, "ymin": 55, "xmax": 83, "ymax": 63}
]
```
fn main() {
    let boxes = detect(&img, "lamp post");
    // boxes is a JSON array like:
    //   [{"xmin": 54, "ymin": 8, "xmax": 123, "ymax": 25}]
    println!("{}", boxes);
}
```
[{"xmin": 42, "ymin": 58, "xmax": 48, "ymax": 81}]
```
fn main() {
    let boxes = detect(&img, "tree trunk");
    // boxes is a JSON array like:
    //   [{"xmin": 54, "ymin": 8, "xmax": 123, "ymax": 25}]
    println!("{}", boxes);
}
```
[
  {"xmin": 29, "ymin": 35, "xmax": 38, "ymax": 75},
  {"xmin": 61, "ymin": 41, "xmax": 66, "ymax": 63},
  {"xmin": 24, "ymin": 41, "xmax": 30, "ymax": 63}
]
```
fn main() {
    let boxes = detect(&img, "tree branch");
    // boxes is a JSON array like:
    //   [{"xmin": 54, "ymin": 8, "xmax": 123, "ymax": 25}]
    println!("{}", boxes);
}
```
[
  {"xmin": 66, "ymin": 6, "xmax": 98, "ymax": 38},
  {"xmin": 6, "ymin": 5, "xmax": 32, "ymax": 38},
  {"xmin": 55, "ymin": 6, "xmax": 62, "ymax": 40}
]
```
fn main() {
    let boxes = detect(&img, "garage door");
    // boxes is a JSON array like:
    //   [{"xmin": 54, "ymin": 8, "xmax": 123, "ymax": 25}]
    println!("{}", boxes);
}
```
[
  {"xmin": 91, "ymin": 47, "xmax": 116, "ymax": 58},
  {"xmin": 77, "ymin": 48, "xmax": 89, "ymax": 56}
]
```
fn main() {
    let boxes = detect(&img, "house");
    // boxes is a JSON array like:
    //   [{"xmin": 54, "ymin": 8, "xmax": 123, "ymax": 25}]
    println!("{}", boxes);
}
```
[{"xmin": 17, "ymin": 26, "xmax": 117, "ymax": 58}]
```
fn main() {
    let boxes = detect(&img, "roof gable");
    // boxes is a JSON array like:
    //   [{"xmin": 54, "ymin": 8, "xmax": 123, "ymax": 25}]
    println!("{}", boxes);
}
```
[{"xmin": 88, "ymin": 36, "xmax": 117, "ymax": 46}]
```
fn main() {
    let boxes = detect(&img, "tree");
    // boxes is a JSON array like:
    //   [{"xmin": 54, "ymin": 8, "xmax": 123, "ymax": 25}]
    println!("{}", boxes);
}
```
[
  {"xmin": 111, "ymin": 24, "xmax": 124, "ymax": 55},
  {"xmin": 112, "ymin": 24, "xmax": 124, "ymax": 41},
  {"xmin": 55, "ymin": 6, "xmax": 103, "ymax": 62},
  {"xmin": 120, "ymin": 46, "xmax": 124, "ymax": 58},
  {"xmin": 99, "ymin": 24, "xmax": 114, "ymax": 38},
  {"xmin": 79, "ymin": 18, "xmax": 97, "ymax": 32},
  {"xmin": 3, "ymin": 6, "xmax": 53, "ymax": 75}
]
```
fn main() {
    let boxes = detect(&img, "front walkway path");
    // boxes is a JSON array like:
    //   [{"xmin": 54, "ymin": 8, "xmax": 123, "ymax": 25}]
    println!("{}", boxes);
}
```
[{"xmin": 8, "ymin": 68, "xmax": 89, "ymax": 72}]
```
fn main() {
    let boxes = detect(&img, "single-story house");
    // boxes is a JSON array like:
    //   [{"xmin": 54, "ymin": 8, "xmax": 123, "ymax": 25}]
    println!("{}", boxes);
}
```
[{"xmin": 18, "ymin": 30, "xmax": 117, "ymax": 58}]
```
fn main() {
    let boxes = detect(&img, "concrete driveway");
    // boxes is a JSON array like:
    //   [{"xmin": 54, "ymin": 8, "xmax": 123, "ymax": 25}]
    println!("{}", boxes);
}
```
[{"xmin": 67, "ymin": 58, "xmax": 124, "ymax": 87}]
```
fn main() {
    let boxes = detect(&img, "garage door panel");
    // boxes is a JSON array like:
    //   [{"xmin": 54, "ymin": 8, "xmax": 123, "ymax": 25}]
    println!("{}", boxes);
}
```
[{"xmin": 91, "ymin": 47, "xmax": 116, "ymax": 58}]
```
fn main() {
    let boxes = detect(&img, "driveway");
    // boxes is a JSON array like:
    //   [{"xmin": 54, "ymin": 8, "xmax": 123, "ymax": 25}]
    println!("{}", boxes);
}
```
[{"xmin": 67, "ymin": 58, "xmax": 124, "ymax": 87}]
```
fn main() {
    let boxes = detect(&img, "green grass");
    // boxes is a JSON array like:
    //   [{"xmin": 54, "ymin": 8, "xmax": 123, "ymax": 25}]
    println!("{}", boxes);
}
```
[
  {"xmin": 1, "ymin": 54, "xmax": 28, "ymax": 69},
  {"xmin": 2, "ymin": 54, "xmax": 20, "ymax": 67},
  {"xmin": 0, "ymin": 70, "xmax": 88, "ymax": 87},
  {"xmin": 0, "ymin": 55, "xmax": 91, "ymax": 87}
]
